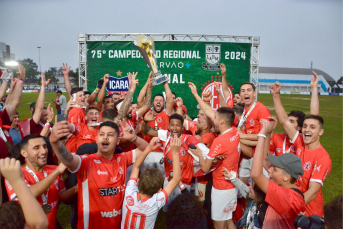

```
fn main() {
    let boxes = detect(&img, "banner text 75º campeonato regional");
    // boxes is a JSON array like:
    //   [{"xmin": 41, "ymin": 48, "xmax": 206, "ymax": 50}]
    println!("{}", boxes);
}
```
[{"xmin": 86, "ymin": 41, "xmax": 251, "ymax": 117}]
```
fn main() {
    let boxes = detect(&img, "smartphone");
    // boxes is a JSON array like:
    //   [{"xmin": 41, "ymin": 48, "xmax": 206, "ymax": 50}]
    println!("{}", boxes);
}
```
[
  {"xmin": 72, "ymin": 93, "xmax": 76, "ymax": 102},
  {"xmin": 57, "ymin": 114, "xmax": 66, "ymax": 123},
  {"xmin": 188, "ymin": 144, "xmax": 197, "ymax": 149},
  {"xmin": 56, "ymin": 114, "xmax": 67, "ymax": 140}
]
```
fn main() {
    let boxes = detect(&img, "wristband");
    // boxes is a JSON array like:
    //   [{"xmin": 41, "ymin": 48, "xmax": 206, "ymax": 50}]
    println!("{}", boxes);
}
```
[
  {"xmin": 143, "ymin": 119, "xmax": 148, "ymax": 123},
  {"xmin": 93, "ymin": 88, "xmax": 100, "ymax": 94},
  {"xmin": 2, "ymin": 79, "xmax": 8, "ymax": 82},
  {"xmin": 257, "ymin": 134, "xmax": 267, "ymax": 139},
  {"xmin": 130, "ymin": 135, "xmax": 137, "ymax": 142},
  {"xmin": 179, "ymin": 184, "xmax": 185, "ymax": 190},
  {"xmin": 45, "ymin": 123, "xmax": 51, "ymax": 129},
  {"xmin": 54, "ymin": 169, "xmax": 61, "ymax": 175},
  {"xmin": 64, "ymin": 74, "xmax": 69, "ymax": 77},
  {"xmin": 16, "ymin": 79, "xmax": 23, "ymax": 83}
]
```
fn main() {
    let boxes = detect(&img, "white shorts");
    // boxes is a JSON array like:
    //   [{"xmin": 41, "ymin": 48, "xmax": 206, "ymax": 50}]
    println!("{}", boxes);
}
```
[
  {"xmin": 239, "ymin": 157, "xmax": 253, "ymax": 178},
  {"xmin": 194, "ymin": 179, "xmax": 207, "ymax": 202},
  {"xmin": 211, "ymin": 187, "xmax": 238, "ymax": 221}
]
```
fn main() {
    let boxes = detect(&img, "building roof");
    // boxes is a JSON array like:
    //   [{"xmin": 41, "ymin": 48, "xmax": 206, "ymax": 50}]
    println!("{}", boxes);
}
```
[{"xmin": 259, "ymin": 67, "xmax": 336, "ymax": 87}]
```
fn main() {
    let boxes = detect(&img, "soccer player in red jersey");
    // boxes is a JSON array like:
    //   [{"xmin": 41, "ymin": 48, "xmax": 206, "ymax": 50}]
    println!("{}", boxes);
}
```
[
  {"xmin": 30, "ymin": 73, "xmax": 52, "ymax": 135},
  {"xmin": 270, "ymin": 77, "xmax": 332, "ymax": 217},
  {"xmin": 251, "ymin": 118, "xmax": 305, "ymax": 229},
  {"xmin": 50, "ymin": 120, "xmax": 149, "ymax": 229},
  {"xmin": 5, "ymin": 135, "xmax": 75, "ymax": 229},
  {"xmin": 233, "ymin": 93, "xmax": 243, "ymax": 107},
  {"xmin": 122, "ymin": 136, "xmax": 181, "ymax": 229},
  {"xmin": 141, "ymin": 113, "xmax": 209, "ymax": 200},
  {"xmin": 190, "ymin": 107, "xmax": 240, "ymax": 229}
]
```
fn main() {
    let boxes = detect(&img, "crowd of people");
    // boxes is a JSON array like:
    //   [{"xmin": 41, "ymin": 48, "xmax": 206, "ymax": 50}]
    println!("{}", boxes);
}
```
[{"xmin": 0, "ymin": 62, "xmax": 341, "ymax": 229}]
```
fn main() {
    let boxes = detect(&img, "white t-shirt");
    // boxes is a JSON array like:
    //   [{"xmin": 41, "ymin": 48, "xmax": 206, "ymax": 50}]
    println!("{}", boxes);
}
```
[{"xmin": 121, "ymin": 178, "xmax": 168, "ymax": 229}]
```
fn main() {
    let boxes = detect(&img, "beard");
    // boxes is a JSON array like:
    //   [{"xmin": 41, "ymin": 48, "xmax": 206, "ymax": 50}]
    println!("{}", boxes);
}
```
[
  {"xmin": 154, "ymin": 105, "xmax": 164, "ymax": 113},
  {"xmin": 195, "ymin": 128, "xmax": 202, "ymax": 135}
]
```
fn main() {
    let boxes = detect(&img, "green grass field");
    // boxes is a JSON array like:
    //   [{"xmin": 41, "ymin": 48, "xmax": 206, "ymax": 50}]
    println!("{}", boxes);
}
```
[{"xmin": 14, "ymin": 92, "xmax": 342, "ymax": 228}]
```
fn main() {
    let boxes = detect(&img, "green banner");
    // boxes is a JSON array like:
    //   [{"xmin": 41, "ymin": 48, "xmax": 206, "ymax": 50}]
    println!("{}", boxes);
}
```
[{"xmin": 86, "ymin": 41, "xmax": 251, "ymax": 117}]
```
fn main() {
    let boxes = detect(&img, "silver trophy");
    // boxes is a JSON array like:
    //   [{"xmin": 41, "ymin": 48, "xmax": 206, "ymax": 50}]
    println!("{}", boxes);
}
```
[{"xmin": 134, "ymin": 35, "xmax": 168, "ymax": 86}]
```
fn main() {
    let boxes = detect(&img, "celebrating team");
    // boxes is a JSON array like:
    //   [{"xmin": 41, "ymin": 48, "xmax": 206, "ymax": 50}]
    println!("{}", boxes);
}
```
[{"xmin": 0, "ymin": 62, "xmax": 334, "ymax": 229}]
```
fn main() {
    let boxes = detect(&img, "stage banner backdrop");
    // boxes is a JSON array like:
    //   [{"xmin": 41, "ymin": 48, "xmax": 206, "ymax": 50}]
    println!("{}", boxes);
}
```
[{"xmin": 86, "ymin": 41, "xmax": 251, "ymax": 117}]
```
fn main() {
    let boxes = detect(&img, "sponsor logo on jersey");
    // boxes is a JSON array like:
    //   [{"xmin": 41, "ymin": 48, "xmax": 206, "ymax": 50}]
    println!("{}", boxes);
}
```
[
  {"xmin": 93, "ymin": 159, "xmax": 101, "ymax": 164},
  {"xmin": 119, "ymin": 166, "xmax": 123, "ymax": 174},
  {"xmin": 276, "ymin": 148, "xmax": 281, "ymax": 153},
  {"xmin": 157, "ymin": 117, "xmax": 162, "ymax": 123},
  {"xmin": 99, "ymin": 187, "xmax": 118, "ymax": 197},
  {"xmin": 303, "ymin": 161, "xmax": 311, "ymax": 171},
  {"xmin": 83, "ymin": 134, "xmax": 92, "ymax": 139},
  {"xmin": 117, "ymin": 157, "xmax": 121, "ymax": 164},
  {"xmin": 290, "ymin": 145, "xmax": 296, "ymax": 153},
  {"xmin": 199, "ymin": 191, "xmax": 204, "ymax": 197},
  {"xmin": 180, "ymin": 149, "xmax": 186, "ymax": 156},
  {"xmin": 100, "ymin": 209, "xmax": 122, "ymax": 218},
  {"xmin": 157, "ymin": 197, "xmax": 165, "ymax": 202},
  {"xmin": 313, "ymin": 164, "xmax": 321, "ymax": 172},
  {"xmin": 126, "ymin": 196, "xmax": 134, "ymax": 206},
  {"xmin": 212, "ymin": 144, "xmax": 222, "ymax": 156},
  {"xmin": 4, "ymin": 130, "xmax": 10, "ymax": 137},
  {"xmin": 97, "ymin": 170, "xmax": 108, "ymax": 175},
  {"xmin": 250, "ymin": 119, "xmax": 255, "ymax": 126},
  {"xmin": 230, "ymin": 131, "xmax": 239, "ymax": 142}
]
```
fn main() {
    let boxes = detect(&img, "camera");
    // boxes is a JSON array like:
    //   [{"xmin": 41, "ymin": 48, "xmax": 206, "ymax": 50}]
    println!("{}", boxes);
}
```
[{"xmin": 294, "ymin": 215, "xmax": 324, "ymax": 229}]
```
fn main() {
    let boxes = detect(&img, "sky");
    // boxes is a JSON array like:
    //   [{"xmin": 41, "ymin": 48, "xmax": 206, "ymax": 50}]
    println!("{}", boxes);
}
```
[{"xmin": 0, "ymin": 0, "xmax": 342, "ymax": 80}]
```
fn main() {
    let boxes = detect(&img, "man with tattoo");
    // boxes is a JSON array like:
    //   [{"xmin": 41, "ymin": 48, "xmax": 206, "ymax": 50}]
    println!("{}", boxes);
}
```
[{"xmin": 50, "ymin": 120, "xmax": 148, "ymax": 229}]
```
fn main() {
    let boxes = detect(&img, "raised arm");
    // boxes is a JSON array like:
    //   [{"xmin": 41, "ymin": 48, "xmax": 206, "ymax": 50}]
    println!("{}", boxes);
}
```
[
  {"xmin": 270, "ymin": 82, "xmax": 297, "ymax": 140},
  {"xmin": 220, "ymin": 64, "xmax": 231, "ymax": 101},
  {"xmin": 163, "ymin": 78, "xmax": 174, "ymax": 115},
  {"xmin": 32, "ymin": 73, "xmax": 50, "ymax": 124},
  {"xmin": 214, "ymin": 81, "xmax": 228, "ymax": 108},
  {"xmin": 250, "ymin": 119, "xmax": 275, "ymax": 193},
  {"xmin": 137, "ymin": 77, "xmax": 153, "ymax": 118},
  {"xmin": 0, "ymin": 69, "xmax": 10, "ymax": 100},
  {"xmin": 137, "ymin": 71, "xmax": 152, "ymax": 108},
  {"xmin": 4, "ymin": 65, "xmax": 25, "ymax": 121},
  {"xmin": 310, "ymin": 71, "xmax": 319, "ymax": 115},
  {"xmin": 163, "ymin": 135, "xmax": 181, "ymax": 196},
  {"xmin": 114, "ymin": 72, "xmax": 138, "ymax": 125},
  {"xmin": 62, "ymin": 63, "xmax": 72, "ymax": 100},
  {"xmin": 188, "ymin": 82, "xmax": 215, "ymax": 122},
  {"xmin": 28, "ymin": 163, "xmax": 66, "ymax": 198},
  {"xmin": 87, "ymin": 76, "xmax": 105, "ymax": 105},
  {"xmin": 95, "ymin": 75, "xmax": 109, "ymax": 111},
  {"xmin": 0, "ymin": 158, "xmax": 49, "ymax": 229},
  {"xmin": 40, "ymin": 104, "xmax": 54, "ymax": 137},
  {"xmin": 130, "ymin": 137, "xmax": 159, "ymax": 179},
  {"xmin": 49, "ymin": 121, "xmax": 80, "ymax": 171},
  {"xmin": 140, "ymin": 111, "xmax": 158, "ymax": 137},
  {"xmin": 120, "ymin": 122, "xmax": 149, "ymax": 152}
]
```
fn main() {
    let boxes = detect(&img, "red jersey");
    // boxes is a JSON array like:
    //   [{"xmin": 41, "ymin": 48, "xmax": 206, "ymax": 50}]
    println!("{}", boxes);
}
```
[
  {"xmin": 73, "ymin": 123, "xmax": 99, "ymax": 148},
  {"xmin": 147, "ymin": 110, "xmax": 170, "ymax": 132},
  {"xmin": 207, "ymin": 127, "xmax": 240, "ymax": 190},
  {"xmin": 291, "ymin": 131, "xmax": 332, "ymax": 217},
  {"xmin": 270, "ymin": 133, "xmax": 298, "ymax": 156},
  {"xmin": 5, "ymin": 165, "xmax": 65, "ymax": 229},
  {"xmin": 263, "ymin": 180, "xmax": 305, "ymax": 229},
  {"xmin": 242, "ymin": 101, "xmax": 271, "ymax": 134},
  {"xmin": 67, "ymin": 107, "xmax": 86, "ymax": 153},
  {"xmin": 200, "ymin": 132, "xmax": 217, "ymax": 148},
  {"xmin": 157, "ymin": 130, "xmax": 199, "ymax": 185},
  {"xmin": 185, "ymin": 120, "xmax": 197, "ymax": 136},
  {"xmin": 73, "ymin": 151, "xmax": 135, "ymax": 229},
  {"xmin": 100, "ymin": 110, "xmax": 104, "ymax": 121},
  {"xmin": 68, "ymin": 107, "xmax": 86, "ymax": 124},
  {"xmin": 29, "ymin": 118, "xmax": 44, "ymax": 135}
]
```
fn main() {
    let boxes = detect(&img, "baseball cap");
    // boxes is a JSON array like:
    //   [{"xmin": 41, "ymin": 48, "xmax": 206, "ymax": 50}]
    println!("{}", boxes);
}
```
[
  {"xmin": 173, "ymin": 104, "xmax": 187, "ymax": 115},
  {"xmin": 268, "ymin": 153, "xmax": 304, "ymax": 179}
]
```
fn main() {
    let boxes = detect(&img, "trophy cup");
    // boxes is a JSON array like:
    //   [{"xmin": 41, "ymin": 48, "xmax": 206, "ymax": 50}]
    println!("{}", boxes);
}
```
[{"xmin": 134, "ymin": 35, "xmax": 168, "ymax": 86}]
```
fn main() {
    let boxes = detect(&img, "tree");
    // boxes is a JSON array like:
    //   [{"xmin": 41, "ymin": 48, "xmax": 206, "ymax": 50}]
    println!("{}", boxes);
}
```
[
  {"xmin": 69, "ymin": 68, "xmax": 79, "ymax": 87},
  {"xmin": 45, "ymin": 67, "xmax": 60, "ymax": 87},
  {"xmin": 18, "ymin": 58, "xmax": 39, "ymax": 88}
]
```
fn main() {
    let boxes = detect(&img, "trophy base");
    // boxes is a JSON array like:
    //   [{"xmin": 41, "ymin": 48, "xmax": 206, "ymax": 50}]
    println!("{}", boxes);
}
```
[{"xmin": 152, "ymin": 72, "xmax": 168, "ymax": 86}]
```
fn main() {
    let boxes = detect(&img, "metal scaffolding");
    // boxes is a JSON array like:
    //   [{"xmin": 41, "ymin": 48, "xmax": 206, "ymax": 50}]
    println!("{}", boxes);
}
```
[{"xmin": 78, "ymin": 33, "xmax": 260, "ymax": 90}]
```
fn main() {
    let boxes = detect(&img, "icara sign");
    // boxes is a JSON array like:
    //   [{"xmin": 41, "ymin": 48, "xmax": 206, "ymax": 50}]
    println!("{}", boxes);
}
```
[{"xmin": 106, "ymin": 76, "xmax": 129, "ymax": 95}]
